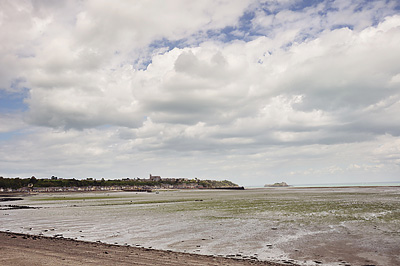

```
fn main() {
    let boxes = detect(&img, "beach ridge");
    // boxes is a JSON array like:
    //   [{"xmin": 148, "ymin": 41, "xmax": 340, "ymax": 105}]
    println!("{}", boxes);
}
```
[{"xmin": 0, "ymin": 231, "xmax": 294, "ymax": 266}]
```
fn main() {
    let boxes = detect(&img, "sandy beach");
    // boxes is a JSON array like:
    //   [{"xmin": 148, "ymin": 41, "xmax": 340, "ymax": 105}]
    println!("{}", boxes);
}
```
[
  {"xmin": 1, "ymin": 187, "xmax": 399, "ymax": 265},
  {"xmin": 0, "ymin": 231, "xmax": 288, "ymax": 266}
]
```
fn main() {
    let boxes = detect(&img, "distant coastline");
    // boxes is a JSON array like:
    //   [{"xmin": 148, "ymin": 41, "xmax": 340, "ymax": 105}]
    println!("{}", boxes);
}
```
[{"xmin": 0, "ymin": 175, "xmax": 241, "ymax": 193}]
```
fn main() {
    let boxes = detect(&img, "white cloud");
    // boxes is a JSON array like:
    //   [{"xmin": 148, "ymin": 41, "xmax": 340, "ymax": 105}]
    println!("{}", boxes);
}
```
[{"xmin": 0, "ymin": 113, "xmax": 26, "ymax": 133}]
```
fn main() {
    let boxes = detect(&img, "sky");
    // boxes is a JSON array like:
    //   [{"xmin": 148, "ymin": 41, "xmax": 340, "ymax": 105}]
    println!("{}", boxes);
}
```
[{"xmin": 1, "ymin": 0, "xmax": 400, "ymax": 186}]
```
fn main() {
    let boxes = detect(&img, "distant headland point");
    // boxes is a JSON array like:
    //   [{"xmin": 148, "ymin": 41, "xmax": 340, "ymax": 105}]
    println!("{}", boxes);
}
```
[{"xmin": 0, "ymin": 174, "xmax": 243, "ymax": 193}]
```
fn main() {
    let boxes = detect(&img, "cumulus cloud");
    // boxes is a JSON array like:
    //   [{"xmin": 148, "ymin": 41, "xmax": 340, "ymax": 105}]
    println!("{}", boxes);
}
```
[
  {"xmin": 24, "ymin": 14, "xmax": 400, "ymax": 141},
  {"xmin": 1, "ymin": 0, "xmax": 400, "ymax": 184},
  {"xmin": 0, "ymin": 113, "xmax": 26, "ymax": 133}
]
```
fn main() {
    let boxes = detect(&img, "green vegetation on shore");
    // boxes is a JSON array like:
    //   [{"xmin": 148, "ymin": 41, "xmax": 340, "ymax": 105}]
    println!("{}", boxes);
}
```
[{"xmin": 0, "ymin": 176, "xmax": 238, "ymax": 190}]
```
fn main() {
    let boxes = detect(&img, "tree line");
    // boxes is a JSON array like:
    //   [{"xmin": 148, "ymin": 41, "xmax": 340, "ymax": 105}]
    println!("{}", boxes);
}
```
[{"xmin": 0, "ymin": 176, "xmax": 238, "ymax": 189}]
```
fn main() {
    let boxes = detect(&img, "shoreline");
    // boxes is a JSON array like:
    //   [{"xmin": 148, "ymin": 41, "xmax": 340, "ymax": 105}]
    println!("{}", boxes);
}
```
[
  {"xmin": 0, "ymin": 186, "xmax": 245, "ymax": 196},
  {"xmin": 0, "ymin": 231, "xmax": 293, "ymax": 266},
  {"xmin": 1, "ymin": 184, "xmax": 400, "ymax": 196},
  {"xmin": 1, "ymin": 187, "xmax": 398, "ymax": 265}
]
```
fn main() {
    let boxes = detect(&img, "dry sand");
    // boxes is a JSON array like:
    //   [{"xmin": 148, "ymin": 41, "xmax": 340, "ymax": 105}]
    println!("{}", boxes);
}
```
[{"xmin": 0, "ymin": 231, "xmax": 291, "ymax": 266}]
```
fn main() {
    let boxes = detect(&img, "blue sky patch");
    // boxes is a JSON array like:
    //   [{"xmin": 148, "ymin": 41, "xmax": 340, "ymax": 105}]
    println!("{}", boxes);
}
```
[
  {"xmin": 289, "ymin": 0, "xmax": 326, "ymax": 11},
  {"xmin": 0, "ymin": 90, "xmax": 29, "ymax": 113}
]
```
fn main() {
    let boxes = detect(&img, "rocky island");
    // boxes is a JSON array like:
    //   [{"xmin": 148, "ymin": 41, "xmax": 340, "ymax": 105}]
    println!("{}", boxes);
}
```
[{"xmin": 264, "ymin": 182, "xmax": 289, "ymax": 187}]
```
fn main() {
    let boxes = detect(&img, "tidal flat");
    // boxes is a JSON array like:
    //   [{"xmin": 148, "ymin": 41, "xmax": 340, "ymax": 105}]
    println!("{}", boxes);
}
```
[{"xmin": 1, "ymin": 187, "xmax": 399, "ymax": 265}]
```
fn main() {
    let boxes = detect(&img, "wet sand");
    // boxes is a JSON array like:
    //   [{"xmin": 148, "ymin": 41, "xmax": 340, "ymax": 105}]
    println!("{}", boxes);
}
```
[
  {"xmin": 0, "ymin": 231, "xmax": 290, "ymax": 266},
  {"xmin": 1, "ymin": 187, "xmax": 399, "ymax": 265}
]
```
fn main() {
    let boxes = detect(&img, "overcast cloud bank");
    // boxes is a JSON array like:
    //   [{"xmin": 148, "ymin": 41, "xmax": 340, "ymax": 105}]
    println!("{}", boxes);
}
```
[{"xmin": 1, "ymin": 0, "xmax": 400, "ymax": 185}]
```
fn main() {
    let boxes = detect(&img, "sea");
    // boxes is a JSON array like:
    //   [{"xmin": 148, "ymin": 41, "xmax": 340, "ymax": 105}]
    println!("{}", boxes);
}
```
[{"xmin": 247, "ymin": 181, "xmax": 400, "ymax": 188}]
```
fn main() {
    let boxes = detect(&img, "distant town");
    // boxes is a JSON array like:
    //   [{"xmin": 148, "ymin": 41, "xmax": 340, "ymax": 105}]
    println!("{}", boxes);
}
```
[{"xmin": 0, "ymin": 174, "xmax": 242, "ymax": 193}]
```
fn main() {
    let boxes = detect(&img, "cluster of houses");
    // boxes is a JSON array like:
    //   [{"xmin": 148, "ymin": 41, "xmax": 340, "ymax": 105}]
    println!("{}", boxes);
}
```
[
  {"xmin": 1, "ymin": 183, "xmax": 210, "ymax": 193},
  {"xmin": 122, "ymin": 174, "xmax": 190, "ymax": 183},
  {"xmin": 0, "ymin": 186, "xmax": 133, "ymax": 193}
]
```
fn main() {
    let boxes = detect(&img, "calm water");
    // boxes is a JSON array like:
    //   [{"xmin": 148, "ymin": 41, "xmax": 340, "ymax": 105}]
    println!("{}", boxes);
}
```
[
  {"xmin": 291, "ymin": 181, "xmax": 400, "ymax": 187},
  {"xmin": 247, "ymin": 181, "xmax": 400, "ymax": 188}
]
